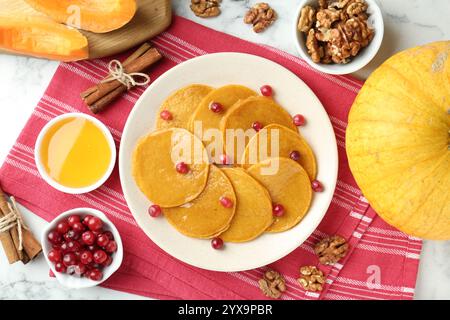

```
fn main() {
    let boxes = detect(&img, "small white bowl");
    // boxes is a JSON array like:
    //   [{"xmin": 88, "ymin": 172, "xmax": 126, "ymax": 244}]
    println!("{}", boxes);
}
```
[
  {"xmin": 35, "ymin": 113, "xmax": 116, "ymax": 194},
  {"xmin": 293, "ymin": 0, "xmax": 384, "ymax": 75},
  {"xmin": 41, "ymin": 208, "xmax": 124, "ymax": 289}
]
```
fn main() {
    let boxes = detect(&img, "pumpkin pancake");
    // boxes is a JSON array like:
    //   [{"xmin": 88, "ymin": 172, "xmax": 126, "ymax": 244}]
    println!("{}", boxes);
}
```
[
  {"xmin": 132, "ymin": 128, "xmax": 209, "ymax": 208},
  {"xmin": 220, "ymin": 96, "xmax": 297, "ymax": 164},
  {"xmin": 247, "ymin": 157, "xmax": 312, "ymax": 233},
  {"xmin": 220, "ymin": 168, "xmax": 273, "ymax": 242},
  {"xmin": 241, "ymin": 124, "xmax": 317, "ymax": 180},
  {"xmin": 156, "ymin": 84, "xmax": 213, "ymax": 130},
  {"xmin": 164, "ymin": 165, "xmax": 236, "ymax": 239},
  {"xmin": 189, "ymin": 85, "xmax": 257, "ymax": 159}
]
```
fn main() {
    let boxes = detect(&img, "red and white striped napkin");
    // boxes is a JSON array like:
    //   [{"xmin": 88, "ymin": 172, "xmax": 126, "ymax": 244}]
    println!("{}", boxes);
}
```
[{"xmin": 0, "ymin": 16, "xmax": 422, "ymax": 300}]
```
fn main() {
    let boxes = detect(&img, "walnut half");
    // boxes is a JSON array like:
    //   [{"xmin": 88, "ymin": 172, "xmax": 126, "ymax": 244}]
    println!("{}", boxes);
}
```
[
  {"xmin": 244, "ymin": 3, "xmax": 277, "ymax": 33},
  {"xmin": 314, "ymin": 235, "xmax": 349, "ymax": 265},
  {"xmin": 258, "ymin": 269, "xmax": 286, "ymax": 299},
  {"xmin": 298, "ymin": 266, "xmax": 325, "ymax": 292},
  {"xmin": 298, "ymin": 6, "xmax": 316, "ymax": 33},
  {"xmin": 190, "ymin": 0, "xmax": 221, "ymax": 18},
  {"xmin": 306, "ymin": 29, "xmax": 324, "ymax": 63}
]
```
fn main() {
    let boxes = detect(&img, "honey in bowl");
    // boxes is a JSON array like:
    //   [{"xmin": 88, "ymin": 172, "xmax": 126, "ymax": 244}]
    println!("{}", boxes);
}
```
[{"xmin": 39, "ymin": 116, "xmax": 113, "ymax": 189}]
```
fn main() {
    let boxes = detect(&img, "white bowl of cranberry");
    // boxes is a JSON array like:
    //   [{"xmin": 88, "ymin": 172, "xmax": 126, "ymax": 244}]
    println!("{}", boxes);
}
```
[{"xmin": 41, "ymin": 208, "xmax": 123, "ymax": 289}]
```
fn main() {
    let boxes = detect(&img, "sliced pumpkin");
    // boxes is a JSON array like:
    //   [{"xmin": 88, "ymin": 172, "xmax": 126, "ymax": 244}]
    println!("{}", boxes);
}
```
[
  {"xmin": 0, "ymin": 16, "xmax": 88, "ymax": 61},
  {"xmin": 24, "ymin": 0, "xmax": 137, "ymax": 33}
]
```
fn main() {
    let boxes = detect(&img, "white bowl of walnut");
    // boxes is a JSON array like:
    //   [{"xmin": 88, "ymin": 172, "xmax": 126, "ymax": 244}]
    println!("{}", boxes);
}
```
[{"xmin": 294, "ymin": 0, "xmax": 384, "ymax": 75}]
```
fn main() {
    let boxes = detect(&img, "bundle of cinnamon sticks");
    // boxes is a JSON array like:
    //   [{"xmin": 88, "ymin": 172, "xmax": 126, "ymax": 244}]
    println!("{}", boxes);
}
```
[
  {"xmin": 81, "ymin": 43, "xmax": 163, "ymax": 114},
  {"xmin": 0, "ymin": 185, "xmax": 41, "ymax": 264}
]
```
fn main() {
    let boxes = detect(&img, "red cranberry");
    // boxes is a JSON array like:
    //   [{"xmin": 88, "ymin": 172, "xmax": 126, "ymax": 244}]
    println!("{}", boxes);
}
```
[
  {"xmin": 87, "ymin": 245, "xmax": 99, "ymax": 252},
  {"xmin": 60, "ymin": 242, "xmax": 69, "ymax": 253},
  {"xmin": 66, "ymin": 240, "xmax": 81, "ymax": 253},
  {"xmin": 103, "ymin": 231, "xmax": 114, "ymax": 240},
  {"xmin": 260, "ymin": 85, "xmax": 273, "ymax": 97},
  {"xmin": 81, "ymin": 231, "xmax": 96, "ymax": 245},
  {"xmin": 209, "ymin": 102, "xmax": 223, "ymax": 113},
  {"xmin": 63, "ymin": 230, "xmax": 80, "ymax": 241},
  {"xmin": 72, "ymin": 222, "xmax": 85, "ymax": 233},
  {"xmin": 56, "ymin": 221, "xmax": 70, "ymax": 234},
  {"xmin": 211, "ymin": 237, "xmax": 224, "ymax": 250},
  {"xmin": 92, "ymin": 230, "xmax": 102, "ymax": 237},
  {"xmin": 293, "ymin": 114, "xmax": 306, "ymax": 126},
  {"xmin": 289, "ymin": 150, "xmax": 301, "ymax": 161},
  {"xmin": 74, "ymin": 249, "xmax": 82, "ymax": 259},
  {"xmin": 312, "ymin": 180, "xmax": 324, "ymax": 192},
  {"xmin": 160, "ymin": 110, "xmax": 173, "ymax": 121},
  {"xmin": 103, "ymin": 255, "xmax": 113, "ymax": 267},
  {"xmin": 149, "ymin": 205, "xmax": 162, "ymax": 217},
  {"xmin": 67, "ymin": 215, "xmax": 81, "ymax": 227},
  {"xmin": 252, "ymin": 121, "xmax": 263, "ymax": 132},
  {"xmin": 47, "ymin": 230, "xmax": 62, "ymax": 245},
  {"xmin": 105, "ymin": 240, "xmax": 118, "ymax": 253},
  {"xmin": 54, "ymin": 262, "xmax": 66, "ymax": 273},
  {"xmin": 175, "ymin": 162, "xmax": 190, "ymax": 174},
  {"xmin": 219, "ymin": 154, "xmax": 230, "ymax": 165},
  {"xmin": 88, "ymin": 269, "xmax": 103, "ymax": 281},
  {"xmin": 74, "ymin": 263, "xmax": 87, "ymax": 276},
  {"xmin": 87, "ymin": 216, "xmax": 103, "ymax": 231},
  {"xmin": 97, "ymin": 233, "xmax": 110, "ymax": 248},
  {"xmin": 93, "ymin": 250, "xmax": 108, "ymax": 264},
  {"xmin": 48, "ymin": 249, "xmax": 62, "ymax": 263},
  {"xmin": 272, "ymin": 204, "xmax": 285, "ymax": 217},
  {"xmin": 219, "ymin": 196, "xmax": 233, "ymax": 208},
  {"xmin": 80, "ymin": 250, "xmax": 93, "ymax": 265},
  {"xmin": 82, "ymin": 215, "xmax": 93, "ymax": 226},
  {"xmin": 63, "ymin": 252, "xmax": 78, "ymax": 267},
  {"xmin": 87, "ymin": 263, "xmax": 101, "ymax": 270}
]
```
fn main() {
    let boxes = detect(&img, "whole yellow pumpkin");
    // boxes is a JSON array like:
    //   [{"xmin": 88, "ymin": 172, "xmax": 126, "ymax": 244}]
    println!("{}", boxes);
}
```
[{"xmin": 346, "ymin": 41, "xmax": 450, "ymax": 240}]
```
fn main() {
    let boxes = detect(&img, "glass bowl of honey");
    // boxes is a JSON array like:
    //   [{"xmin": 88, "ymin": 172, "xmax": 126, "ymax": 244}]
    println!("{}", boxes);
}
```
[{"xmin": 35, "ymin": 113, "xmax": 116, "ymax": 194}]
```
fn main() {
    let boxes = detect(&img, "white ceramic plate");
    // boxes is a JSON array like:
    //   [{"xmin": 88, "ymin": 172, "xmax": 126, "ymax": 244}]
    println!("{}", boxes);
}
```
[{"xmin": 119, "ymin": 53, "xmax": 338, "ymax": 272}]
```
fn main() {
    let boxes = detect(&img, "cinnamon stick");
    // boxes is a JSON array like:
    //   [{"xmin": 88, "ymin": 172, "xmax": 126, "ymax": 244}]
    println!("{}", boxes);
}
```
[
  {"xmin": 0, "ymin": 186, "xmax": 41, "ymax": 263},
  {"xmin": 0, "ymin": 196, "xmax": 20, "ymax": 264},
  {"xmin": 81, "ymin": 43, "xmax": 162, "ymax": 114},
  {"xmin": 83, "ymin": 47, "xmax": 161, "ymax": 106},
  {"xmin": 80, "ymin": 43, "xmax": 153, "ymax": 100},
  {"xmin": 21, "ymin": 227, "xmax": 42, "ymax": 261}
]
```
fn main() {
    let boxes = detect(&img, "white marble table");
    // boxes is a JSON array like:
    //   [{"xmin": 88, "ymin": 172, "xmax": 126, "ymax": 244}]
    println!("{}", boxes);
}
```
[{"xmin": 0, "ymin": 0, "xmax": 449, "ymax": 300}]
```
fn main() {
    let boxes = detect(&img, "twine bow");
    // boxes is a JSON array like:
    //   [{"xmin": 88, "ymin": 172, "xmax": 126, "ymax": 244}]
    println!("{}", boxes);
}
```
[
  {"xmin": 0, "ymin": 197, "xmax": 29, "ymax": 251},
  {"xmin": 102, "ymin": 59, "xmax": 151, "ymax": 90}
]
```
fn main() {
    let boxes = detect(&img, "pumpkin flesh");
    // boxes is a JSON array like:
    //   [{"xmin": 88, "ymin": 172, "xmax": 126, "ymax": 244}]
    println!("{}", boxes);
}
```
[
  {"xmin": 346, "ymin": 41, "xmax": 450, "ymax": 240},
  {"xmin": 0, "ymin": 16, "xmax": 88, "ymax": 61},
  {"xmin": 24, "ymin": 0, "xmax": 137, "ymax": 33}
]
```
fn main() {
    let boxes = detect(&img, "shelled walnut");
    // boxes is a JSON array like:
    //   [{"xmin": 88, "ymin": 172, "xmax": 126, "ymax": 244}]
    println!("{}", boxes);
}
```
[
  {"xmin": 258, "ymin": 269, "xmax": 286, "ymax": 299},
  {"xmin": 298, "ymin": 6, "xmax": 316, "ymax": 33},
  {"xmin": 297, "ymin": 266, "xmax": 325, "ymax": 292},
  {"xmin": 190, "ymin": 0, "xmax": 221, "ymax": 18},
  {"xmin": 306, "ymin": 29, "xmax": 323, "ymax": 63},
  {"xmin": 244, "ymin": 3, "xmax": 277, "ymax": 33},
  {"xmin": 314, "ymin": 235, "xmax": 349, "ymax": 265},
  {"xmin": 297, "ymin": 0, "xmax": 374, "ymax": 64}
]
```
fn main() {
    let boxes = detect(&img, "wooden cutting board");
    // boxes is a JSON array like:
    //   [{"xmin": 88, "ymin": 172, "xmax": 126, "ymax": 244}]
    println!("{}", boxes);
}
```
[
  {"xmin": 85, "ymin": 0, "xmax": 172, "ymax": 58},
  {"xmin": 1, "ymin": 0, "xmax": 172, "ymax": 59}
]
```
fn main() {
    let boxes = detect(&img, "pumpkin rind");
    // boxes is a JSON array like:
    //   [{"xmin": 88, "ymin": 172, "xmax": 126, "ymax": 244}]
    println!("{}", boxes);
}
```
[
  {"xmin": 24, "ymin": 0, "xmax": 137, "ymax": 33},
  {"xmin": 346, "ymin": 41, "xmax": 450, "ymax": 240}
]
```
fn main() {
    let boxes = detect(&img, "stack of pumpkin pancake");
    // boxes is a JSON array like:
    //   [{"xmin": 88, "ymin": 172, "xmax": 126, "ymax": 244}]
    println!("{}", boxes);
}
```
[{"xmin": 132, "ymin": 84, "xmax": 317, "ymax": 243}]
